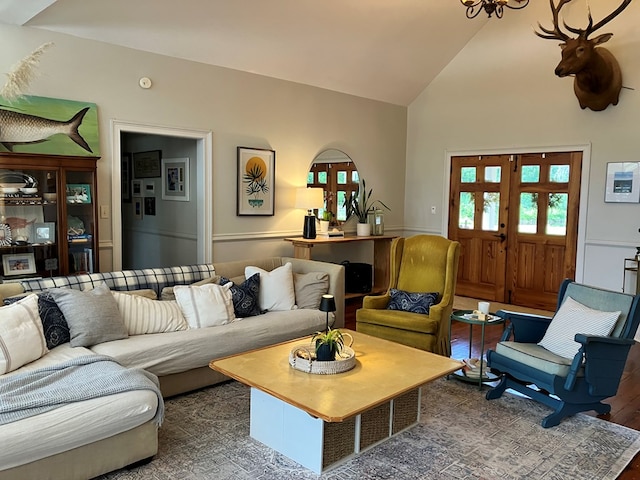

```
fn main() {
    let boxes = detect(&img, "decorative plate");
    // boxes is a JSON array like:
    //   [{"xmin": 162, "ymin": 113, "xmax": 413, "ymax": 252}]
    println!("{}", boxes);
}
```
[{"xmin": 0, "ymin": 224, "xmax": 11, "ymax": 246}]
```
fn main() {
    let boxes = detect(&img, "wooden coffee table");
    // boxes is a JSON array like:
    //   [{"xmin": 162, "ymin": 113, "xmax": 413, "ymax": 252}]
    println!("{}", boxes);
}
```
[{"xmin": 209, "ymin": 330, "xmax": 462, "ymax": 474}]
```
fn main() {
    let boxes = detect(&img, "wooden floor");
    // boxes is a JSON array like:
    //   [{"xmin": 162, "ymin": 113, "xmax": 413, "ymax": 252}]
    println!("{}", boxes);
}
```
[
  {"xmin": 451, "ymin": 297, "xmax": 640, "ymax": 479},
  {"xmin": 345, "ymin": 295, "xmax": 640, "ymax": 479}
]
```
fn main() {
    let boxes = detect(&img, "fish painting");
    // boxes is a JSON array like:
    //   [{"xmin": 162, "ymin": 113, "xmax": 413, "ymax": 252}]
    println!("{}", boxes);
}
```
[
  {"xmin": 0, "ymin": 95, "xmax": 99, "ymax": 156},
  {"xmin": 0, "ymin": 107, "xmax": 92, "ymax": 153}
]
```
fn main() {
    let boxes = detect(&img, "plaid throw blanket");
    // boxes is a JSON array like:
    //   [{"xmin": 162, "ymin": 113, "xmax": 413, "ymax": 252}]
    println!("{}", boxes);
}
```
[{"xmin": 0, "ymin": 355, "xmax": 164, "ymax": 426}]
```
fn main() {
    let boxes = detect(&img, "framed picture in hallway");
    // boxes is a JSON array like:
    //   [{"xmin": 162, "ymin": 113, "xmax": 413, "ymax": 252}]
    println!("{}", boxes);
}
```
[
  {"xmin": 237, "ymin": 146, "xmax": 275, "ymax": 216},
  {"xmin": 132, "ymin": 150, "xmax": 161, "ymax": 178},
  {"xmin": 162, "ymin": 158, "xmax": 190, "ymax": 202}
]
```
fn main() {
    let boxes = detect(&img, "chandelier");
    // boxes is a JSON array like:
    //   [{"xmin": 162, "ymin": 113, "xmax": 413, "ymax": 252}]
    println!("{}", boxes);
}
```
[{"xmin": 460, "ymin": 0, "xmax": 529, "ymax": 19}]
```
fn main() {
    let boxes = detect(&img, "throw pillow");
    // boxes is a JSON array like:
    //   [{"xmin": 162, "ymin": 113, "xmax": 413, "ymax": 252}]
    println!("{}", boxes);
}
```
[
  {"xmin": 293, "ymin": 271, "xmax": 330, "ymax": 309},
  {"xmin": 112, "ymin": 291, "xmax": 188, "ymax": 335},
  {"xmin": 120, "ymin": 289, "xmax": 158, "ymax": 300},
  {"xmin": 160, "ymin": 275, "xmax": 221, "ymax": 301},
  {"xmin": 538, "ymin": 296, "xmax": 621, "ymax": 359},
  {"xmin": 0, "ymin": 294, "xmax": 48, "ymax": 374},
  {"xmin": 4, "ymin": 291, "xmax": 70, "ymax": 349},
  {"xmin": 219, "ymin": 273, "xmax": 262, "ymax": 318},
  {"xmin": 245, "ymin": 262, "xmax": 295, "ymax": 311},
  {"xmin": 174, "ymin": 283, "xmax": 235, "ymax": 328},
  {"xmin": 387, "ymin": 289, "xmax": 439, "ymax": 315},
  {"xmin": 49, "ymin": 282, "xmax": 128, "ymax": 348}
]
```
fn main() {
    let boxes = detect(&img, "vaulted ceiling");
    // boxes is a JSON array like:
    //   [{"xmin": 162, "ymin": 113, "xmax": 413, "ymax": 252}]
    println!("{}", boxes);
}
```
[{"xmin": 0, "ymin": 0, "xmax": 488, "ymax": 106}]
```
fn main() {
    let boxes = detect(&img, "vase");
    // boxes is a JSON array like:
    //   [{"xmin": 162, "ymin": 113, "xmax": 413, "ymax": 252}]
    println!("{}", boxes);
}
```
[
  {"xmin": 319, "ymin": 220, "xmax": 330, "ymax": 234},
  {"xmin": 315, "ymin": 343, "xmax": 336, "ymax": 361},
  {"xmin": 356, "ymin": 222, "xmax": 371, "ymax": 237}
]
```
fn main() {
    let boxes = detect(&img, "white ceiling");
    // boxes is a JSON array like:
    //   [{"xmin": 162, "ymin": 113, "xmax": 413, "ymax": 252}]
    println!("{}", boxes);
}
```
[{"xmin": 0, "ymin": 0, "xmax": 489, "ymax": 106}]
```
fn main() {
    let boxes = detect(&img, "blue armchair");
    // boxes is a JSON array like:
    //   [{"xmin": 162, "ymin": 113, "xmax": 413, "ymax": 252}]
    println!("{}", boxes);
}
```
[{"xmin": 486, "ymin": 279, "xmax": 640, "ymax": 428}]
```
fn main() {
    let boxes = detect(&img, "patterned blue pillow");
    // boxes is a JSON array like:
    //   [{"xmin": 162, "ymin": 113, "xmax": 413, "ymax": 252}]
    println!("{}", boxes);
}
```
[
  {"xmin": 4, "ymin": 291, "xmax": 71, "ymax": 349},
  {"xmin": 219, "ymin": 274, "xmax": 262, "ymax": 318},
  {"xmin": 387, "ymin": 289, "xmax": 439, "ymax": 315}
]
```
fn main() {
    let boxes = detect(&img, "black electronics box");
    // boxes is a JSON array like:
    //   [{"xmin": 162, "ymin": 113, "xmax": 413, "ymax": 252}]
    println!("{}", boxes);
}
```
[{"xmin": 341, "ymin": 261, "xmax": 372, "ymax": 294}]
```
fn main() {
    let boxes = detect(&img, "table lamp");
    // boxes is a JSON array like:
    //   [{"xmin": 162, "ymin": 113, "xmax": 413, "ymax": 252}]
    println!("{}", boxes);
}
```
[
  {"xmin": 319, "ymin": 294, "xmax": 336, "ymax": 333},
  {"xmin": 295, "ymin": 187, "xmax": 324, "ymax": 239}
]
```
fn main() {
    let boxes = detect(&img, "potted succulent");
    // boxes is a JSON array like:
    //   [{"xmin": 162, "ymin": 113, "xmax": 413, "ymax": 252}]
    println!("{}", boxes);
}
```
[
  {"xmin": 312, "ymin": 328, "xmax": 345, "ymax": 361},
  {"xmin": 344, "ymin": 178, "xmax": 390, "ymax": 236}
]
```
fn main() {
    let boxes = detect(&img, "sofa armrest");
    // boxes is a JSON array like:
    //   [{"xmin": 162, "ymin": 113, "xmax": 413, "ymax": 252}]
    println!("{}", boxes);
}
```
[
  {"xmin": 284, "ymin": 257, "xmax": 345, "ymax": 328},
  {"xmin": 0, "ymin": 283, "xmax": 26, "ymax": 303}
]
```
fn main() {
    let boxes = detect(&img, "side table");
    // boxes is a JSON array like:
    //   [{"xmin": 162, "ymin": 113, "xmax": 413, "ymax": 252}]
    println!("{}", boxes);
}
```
[{"xmin": 449, "ymin": 309, "xmax": 506, "ymax": 389}]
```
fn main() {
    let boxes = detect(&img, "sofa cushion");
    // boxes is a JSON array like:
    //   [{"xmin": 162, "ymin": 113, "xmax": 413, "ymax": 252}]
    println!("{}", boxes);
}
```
[
  {"xmin": 220, "ymin": 273, "xmax": 262, "ymax": 318},
  {"xmin": 174, "ymin": 283, "xmax": 235, "ymax": 328},
  {"xmin": 538, "ymin": 296, "xmax": 620, "ymax": 359},
  {"xmin": 0, "ymin": 294, "xmax": 48, "ymax": 374},
  {"xmin": 294, "ymin": 271, "xmax": 330, "ymax": 310},
  {"xmin": 121, "ymin": 289, "xmax": 158, "ymax": 300},
  {"xmin": 387, "ymin": 289, "xmax": 439, "ymax": 315},
  {"xmin": 160, "ymin": 275, "xmax": 221, "ymax": 301},
  {"xmin": 4, "ymin": 291, "xmax": 71, "ymax": 349},
  {"xmin": 49, "ymin": 282, "xmax": 128, "ymax": 347},
  {"xmin": 245, "ymin": 262, "xmax": 295, "ymax": 311},
  {"xmin": 112, "ymin": 291, "xmax": 188, "ymax": 335}
]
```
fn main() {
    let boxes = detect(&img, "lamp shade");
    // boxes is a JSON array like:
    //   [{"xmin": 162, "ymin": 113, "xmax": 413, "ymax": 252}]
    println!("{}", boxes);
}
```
[
  {"xmin": 319, "ymin": 294, "xmax": 336, "ymax": 313},
  {"xmin": 295, "ymin": 187, "xmax": 324, "ymax": 210}
]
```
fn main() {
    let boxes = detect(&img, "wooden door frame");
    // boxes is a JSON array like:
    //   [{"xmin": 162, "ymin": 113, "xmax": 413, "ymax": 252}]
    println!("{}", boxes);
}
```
[{"xmin": 443, "ymin": 144, "xmax": 591, "ymax": 283}]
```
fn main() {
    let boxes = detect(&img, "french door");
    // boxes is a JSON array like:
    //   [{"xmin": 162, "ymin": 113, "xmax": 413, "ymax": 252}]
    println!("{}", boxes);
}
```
[{"xmin": 448, "ymin": 152, "xmax": 582, "ymax": 310}]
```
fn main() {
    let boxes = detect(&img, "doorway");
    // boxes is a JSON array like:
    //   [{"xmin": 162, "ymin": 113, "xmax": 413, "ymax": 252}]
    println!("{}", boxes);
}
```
[
  {"xmin": 111, "ymin": 121, "xmax": 213, "ymax": 271},
  {"xmin": 448, "ymin": 151, "xmax": 583, "ymax": 311}
]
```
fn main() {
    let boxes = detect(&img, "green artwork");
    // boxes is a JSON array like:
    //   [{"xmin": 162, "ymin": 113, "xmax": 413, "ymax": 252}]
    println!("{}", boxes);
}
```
[{"xmin": 0, "ymin": 95, "xmax": 100, "ymax": 156}]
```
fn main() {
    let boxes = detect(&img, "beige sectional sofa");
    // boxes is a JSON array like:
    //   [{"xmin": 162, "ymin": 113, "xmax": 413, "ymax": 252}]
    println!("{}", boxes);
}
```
[{"xmin": 0, "ymin": 256, "xmax": 345, "ymax": 480}]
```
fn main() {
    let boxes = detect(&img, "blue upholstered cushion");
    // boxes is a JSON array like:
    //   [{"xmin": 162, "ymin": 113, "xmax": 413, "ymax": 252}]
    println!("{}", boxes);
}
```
[
  {"xmin": 387, "ymin": 289, "xmax": 439, "ymax": 315},
  {"xmin": 4, "ymin": 291, "xmax": 70, "ymax": 349},
  {"xmin": 220, "ymin": 274, "xmax": 262, "ymax": 318}
]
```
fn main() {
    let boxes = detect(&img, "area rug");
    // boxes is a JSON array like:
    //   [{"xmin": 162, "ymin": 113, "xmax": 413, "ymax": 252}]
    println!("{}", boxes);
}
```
[{"xmin": 98, "ymin": 378, "xmax": 640, "ymax": 479}]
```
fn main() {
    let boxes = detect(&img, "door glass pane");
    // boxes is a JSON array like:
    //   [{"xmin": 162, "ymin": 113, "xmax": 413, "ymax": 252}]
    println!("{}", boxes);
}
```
[
  {"xmin": 519, "ymin": 193, "xmax": 537, "ymax": 233},
  {"xmin": 336, "ymin": 191, "xmax": 347, "ymax": 221},
  {"xmin": 521, "ymin": 165, "xmax": 540, "ymax": 183},
  {"xmin": 458, "ymin": 192, "xmax": 474, "ymax": 229},
  {"xmin": 461, "ymin": 167, "xmax": 476, "ymax": 183},
  {"xmin": 547, "ymin": 193, "xmax": 568, "ymax": 236},
  {"xmin": 318, "ymin": 172, "xmax": 327, "ymax": 184},
  {"xmin": 482, "ymin": 192, "xmax": 499, "ymax": 231},
  {"xmin": 337, "ymin": 171, "xmax": 347, "ymax": 184},
  {"xmin": 352, "ymin": 171, "xmax": 359, "ymax": 183},
  {"xmin": 484, "ymin": 166, "xmax": 501, "ymax": 183},
  {"xmin": 307, "ymin": 172, "xmax": 314, "ymax": 184},
  {"xmin": 549, "ymin": 165, "xmax": 570, "ymax": 183}
]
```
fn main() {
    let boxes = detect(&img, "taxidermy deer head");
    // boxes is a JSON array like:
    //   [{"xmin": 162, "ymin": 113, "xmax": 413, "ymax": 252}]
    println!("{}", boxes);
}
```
[{"xmin": 535, "ymin": 0, "xmax": 632, "ymax": 111}]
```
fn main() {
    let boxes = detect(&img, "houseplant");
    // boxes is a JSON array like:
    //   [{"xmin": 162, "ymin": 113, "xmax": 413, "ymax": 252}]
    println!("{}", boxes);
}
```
[
  {"xmin": 344, "ymin": 178, "xmax": 390, "ymax": 236},
  {"xmin": 312, "ymin": 328, "xmax": 345, "ymax": 361}
]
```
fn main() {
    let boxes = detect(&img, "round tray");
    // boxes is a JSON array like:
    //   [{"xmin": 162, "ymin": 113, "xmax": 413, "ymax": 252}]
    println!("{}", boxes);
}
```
[{"xmin": 289, "ymin": 344, "xmax": 356, "ymax": 375}]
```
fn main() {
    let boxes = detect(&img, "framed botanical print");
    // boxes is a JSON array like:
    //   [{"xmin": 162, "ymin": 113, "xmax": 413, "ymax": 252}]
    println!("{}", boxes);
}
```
[{"xmin": 237, "ymin": 147, "xmax": 275, "ymax": 216}]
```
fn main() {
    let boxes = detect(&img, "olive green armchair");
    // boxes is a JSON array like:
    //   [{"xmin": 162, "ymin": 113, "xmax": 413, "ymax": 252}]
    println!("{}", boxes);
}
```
[{"xmin": 356, "ymin": 235, "xmax": 460, "ymax": 356}]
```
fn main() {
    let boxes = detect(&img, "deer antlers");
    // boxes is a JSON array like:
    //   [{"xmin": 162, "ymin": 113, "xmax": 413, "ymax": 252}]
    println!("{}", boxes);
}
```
[{"xmin": 535, "ymin": 0, "xmax": 632, "ymax": 41}]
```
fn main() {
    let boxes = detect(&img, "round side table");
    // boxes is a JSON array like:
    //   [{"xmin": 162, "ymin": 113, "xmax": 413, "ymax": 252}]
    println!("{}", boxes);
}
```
[{"xmin": 449, "ymin": 309, "xmax": 506, "ymax": 389}]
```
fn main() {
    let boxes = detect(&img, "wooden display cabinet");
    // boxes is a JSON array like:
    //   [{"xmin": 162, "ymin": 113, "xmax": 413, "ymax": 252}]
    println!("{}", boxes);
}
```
[{"xmin": 0, "ymin": 152, "xmax": 99, "ymax": 280}]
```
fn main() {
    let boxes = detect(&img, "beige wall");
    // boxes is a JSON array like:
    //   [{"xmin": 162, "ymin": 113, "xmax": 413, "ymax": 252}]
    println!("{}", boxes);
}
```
[
  {"xmin": 0, "ymin": 24, "xmax": 407, "ymax": 270},
  {"xmin": 406, "ymin": 1, "xmax": 640, "ymax": 292}
]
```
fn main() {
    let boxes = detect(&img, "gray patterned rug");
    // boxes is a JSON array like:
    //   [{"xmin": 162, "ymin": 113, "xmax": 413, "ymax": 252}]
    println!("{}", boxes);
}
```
[{"xmin": 98, "ymin": 378, "xmax": 640, "ymax": 479}]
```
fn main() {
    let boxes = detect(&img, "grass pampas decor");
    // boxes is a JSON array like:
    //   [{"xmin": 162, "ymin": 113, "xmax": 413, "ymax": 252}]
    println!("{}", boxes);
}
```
[{"xmin": 0, "ymin": 42, "xmax": 54, "ymax": 101}]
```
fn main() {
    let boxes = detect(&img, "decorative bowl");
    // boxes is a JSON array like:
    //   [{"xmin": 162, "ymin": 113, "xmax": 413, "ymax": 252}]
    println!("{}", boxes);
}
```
[
  {"xmin": 43, "ymin": 193, "xmax": 57, "ymax": 201},
  {"xmin": 1, "ymin": 187, "xmax": 19, "ymax": 194},
  {"xmin": 20, "ymin": 187, "xmax": 38, "ymax": 194}
]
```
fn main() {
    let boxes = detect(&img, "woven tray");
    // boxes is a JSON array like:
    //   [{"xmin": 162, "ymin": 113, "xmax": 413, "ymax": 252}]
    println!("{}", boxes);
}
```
[{"xmin": 289, "ymin": 344, "xmax": 356, "ymax": 375}]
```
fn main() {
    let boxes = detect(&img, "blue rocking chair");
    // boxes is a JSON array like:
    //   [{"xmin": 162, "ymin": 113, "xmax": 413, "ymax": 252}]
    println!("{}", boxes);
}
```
[{"xmin": 486, "ymin": 279, "xmax": 640, "ymax": 428}]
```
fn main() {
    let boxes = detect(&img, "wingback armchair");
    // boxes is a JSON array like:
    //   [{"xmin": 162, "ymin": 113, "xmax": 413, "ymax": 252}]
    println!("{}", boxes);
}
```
[
  {"xmin": 486, "ymin": 279, "xmax": 640, "ymax": 428},
  {"xmin": 355, "ymin": 235, "xmax": 460, "ymax": 356}
]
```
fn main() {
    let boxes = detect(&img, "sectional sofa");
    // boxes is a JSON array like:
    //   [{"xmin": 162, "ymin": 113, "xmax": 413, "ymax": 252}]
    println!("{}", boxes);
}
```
[{"xmin": 0, "ymin": 256, "xmax": 345, "ymax": 480}]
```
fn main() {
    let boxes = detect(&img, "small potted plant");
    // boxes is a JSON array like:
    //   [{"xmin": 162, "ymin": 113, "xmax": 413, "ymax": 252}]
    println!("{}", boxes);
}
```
[
  {"xmin": 344, "ymin": 178, "xmax": 389, "ymax": 236},
  {"xmin": 312, "ymin": 328, "xmax": 345, "ymax": 361}
]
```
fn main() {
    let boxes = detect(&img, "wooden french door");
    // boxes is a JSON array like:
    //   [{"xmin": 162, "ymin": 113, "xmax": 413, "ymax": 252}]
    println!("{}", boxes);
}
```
[{"xmin": 448, "ymin": 152, "xmax": 582, "ymax": 310}]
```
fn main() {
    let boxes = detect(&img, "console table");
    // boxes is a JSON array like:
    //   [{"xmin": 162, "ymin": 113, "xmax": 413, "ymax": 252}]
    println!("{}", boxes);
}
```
[{"xmin": 284, "ymin": 235, "xmax": 396, "ymax": 295}]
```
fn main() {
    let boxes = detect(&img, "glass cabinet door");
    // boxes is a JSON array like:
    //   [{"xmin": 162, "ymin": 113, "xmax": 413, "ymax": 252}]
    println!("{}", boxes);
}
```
[
  {"xmin": 64, "ymin": 169, "xmax": 96, "ymax": 274},
  {"xmin": 0, "ymin": 167, "xmax": 60, "ymax": 278}
]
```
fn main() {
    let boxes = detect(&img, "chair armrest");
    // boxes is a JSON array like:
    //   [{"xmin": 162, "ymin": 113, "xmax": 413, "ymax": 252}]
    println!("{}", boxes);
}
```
[
  {"xmin": 496, "ymin": 309, "xmax": 553, "ymax": 343},
  {"xmin": 362, "ymin": 294, "xmax": 390, "ymax": 310}
]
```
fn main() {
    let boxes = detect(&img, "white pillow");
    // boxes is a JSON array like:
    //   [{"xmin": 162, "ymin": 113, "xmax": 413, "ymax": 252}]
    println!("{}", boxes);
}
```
[
  {"xmin": 112, "ymin": 291, "xmax": 188, "ymax": 335},
  {"xmin": 245, "ymin": 262, "xmax": 295, "ymax": 311},
  {"xmin": 0, "ymin": 294, "xmax": 48, "ymax": 374},
  {"xmin": 174, "ymin": 283, "xmax": 235, "ymax": 328},
  {"xmin": 538, "ymin": 296, "xmax": 621, "ymax": 359}
]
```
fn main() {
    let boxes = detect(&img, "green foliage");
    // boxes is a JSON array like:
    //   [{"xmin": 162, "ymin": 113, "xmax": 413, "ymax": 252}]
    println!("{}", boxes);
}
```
[
  {"xmin": 343, "ymin": 178, "xmax": 390, "ymax": 223},
  {"xmin": 312, "ymin": 328, "xmax": 345, "ymax": 353},
  {"xmin": 243, "ymin": 165, "xmax": 268, "ymax": 197}
]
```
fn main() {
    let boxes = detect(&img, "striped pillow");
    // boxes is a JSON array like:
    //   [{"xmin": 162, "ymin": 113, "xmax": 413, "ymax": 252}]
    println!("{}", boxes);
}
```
[
  {"xmin": 112, "ymin": 291, "xmax": 188, "ymax": 335},
  {"xmin": 0, "ymin": 294, "xmax": 48, "ymax": 374},
  {"xmin": 538, "ymin": 296, "xmax": 621, "ymax": 359}
]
